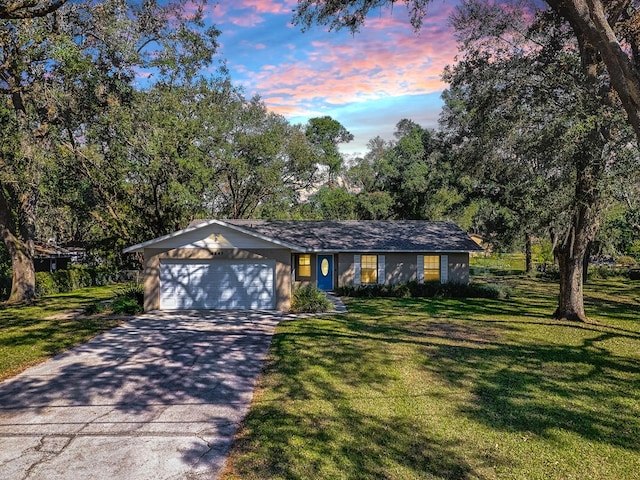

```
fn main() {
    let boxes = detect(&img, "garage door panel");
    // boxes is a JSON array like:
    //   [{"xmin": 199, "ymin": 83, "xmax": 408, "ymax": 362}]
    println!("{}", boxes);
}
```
[{"xmin": 160, "ymin": 260, "xmax": 275, "ymax": 310}]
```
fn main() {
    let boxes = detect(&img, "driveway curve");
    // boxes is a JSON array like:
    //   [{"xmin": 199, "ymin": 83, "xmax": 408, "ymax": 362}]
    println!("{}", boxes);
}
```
[{"xmin": 0, "ymin": 311, "xmax": 281, "ymax": 480}]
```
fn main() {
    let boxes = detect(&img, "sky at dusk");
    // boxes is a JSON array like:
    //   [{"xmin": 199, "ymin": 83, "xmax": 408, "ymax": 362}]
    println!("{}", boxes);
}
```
[{"xmin": 201, "ymin": 0, "xmax": 460, "ymax": 156}]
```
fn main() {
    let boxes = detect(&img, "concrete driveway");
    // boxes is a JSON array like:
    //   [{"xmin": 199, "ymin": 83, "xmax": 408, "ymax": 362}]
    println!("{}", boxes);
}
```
[{"xmin": 0, "ymin": 311, "xmax": 281, "ymax": 480}]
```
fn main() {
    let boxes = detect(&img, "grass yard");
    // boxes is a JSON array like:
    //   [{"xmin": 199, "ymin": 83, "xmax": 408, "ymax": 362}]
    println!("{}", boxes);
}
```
[
  {"xmin": 223, "ymin": 276, "xmax": 640, "ymax": 480},
  {"xmin": 0, "ymin": 285, "xmax": 124, "ymax": 380},
  {"xmin": 470, "ymin": 253, "xmax": 526, "ymax": 275}
]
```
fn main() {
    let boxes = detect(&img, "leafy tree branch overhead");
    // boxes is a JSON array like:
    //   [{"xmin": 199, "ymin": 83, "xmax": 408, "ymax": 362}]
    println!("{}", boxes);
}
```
[{"xmin": 0, "ymin": 0, "xmax": 66, "ymax": 19}]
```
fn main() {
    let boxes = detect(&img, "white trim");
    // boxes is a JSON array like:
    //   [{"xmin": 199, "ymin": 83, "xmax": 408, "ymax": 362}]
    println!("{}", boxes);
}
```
[
  {"xmin": 377, "ymin": 255, "xmax": 385, "ymax": 284},
  {"xmin": 353, "ymin": 254, "xmax": 361, "ymax": 286},
  {"xmin": 440, "ymin": 255, "xmax": 449, "ymax": 284},
  {"xmin": 123, "ymin": 219, "xmax": 305, "ymax": 253},
  {"xmin": 417, "ymin": 255, "xmax": 424, "ymax": 284}
]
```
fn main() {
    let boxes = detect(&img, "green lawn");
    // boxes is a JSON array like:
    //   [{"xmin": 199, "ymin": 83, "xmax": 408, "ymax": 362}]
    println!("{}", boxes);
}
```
[
  {"xmin": 0, "ymin": 285, "xmax": 124, "ymax": 380},
  {"xmin": 470, "ymin": 253, "xmax": 527, "ymax": 275},
  {"xmin": 223, "ymin": 276, "xmax": 640, "ymax": 480}
]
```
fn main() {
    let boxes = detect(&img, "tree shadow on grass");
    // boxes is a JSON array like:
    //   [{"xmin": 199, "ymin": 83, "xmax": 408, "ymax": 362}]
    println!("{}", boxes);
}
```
[
  {"xmin": 0, "ymin": 289, "xmax": 114, "ymax": 314},
  {"xmin": 226, "ymin": 401, "xmax": 494, "ymax": 480},
  {"xmin": 345, "ymin": 294, "xmax": 551, "ymax": 323},
  {"xmin": 222, "ymin": 313, "xmax": 515, "ymax": 479},
  {"xmin": 0, "ymin": 317, "xmax": 122, "ymax": 354},
  {"xmin": 348, "ymin": 296, "xmax": 640, "ymax": 452},
  {"xmin": 419, "ymin": 322, "xmax": 640, "ymax": 453},
  {"xmin": 583, "ymin": 295, "xmax": 640, "ymax": 322},
  {"xmin": 346, "ymin": 291, "xmax": 640, "ymax": 341}
]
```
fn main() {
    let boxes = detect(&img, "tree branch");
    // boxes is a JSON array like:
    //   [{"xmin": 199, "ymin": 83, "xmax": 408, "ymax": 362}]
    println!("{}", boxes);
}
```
[
  {"xmin": 0, "ymin": 0, "xmax": 67, "ymax": 19},
  {"xmin": 547, "ymin": 0, "xmax": 640, "ymax": 141}
]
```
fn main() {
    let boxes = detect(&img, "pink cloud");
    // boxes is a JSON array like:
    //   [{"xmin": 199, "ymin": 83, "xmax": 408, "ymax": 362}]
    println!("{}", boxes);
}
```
[
  {"xmin": 202, "ymin": 0, "xmax": 296, "ymax": 25},
  {"xmin": 205, "ymin": 0, "xmax": 459, "ymax": 126},
  {"xmin": 226, "ymin": 12, "xmax": 265, "ymax": 27},
  {"xmin": 203, "ymin": 2, "xmax": 233, "ymax": 21},
  {"xmin": 238, "ymin": 0, "xmax": 296, "ymax": 14},
  {"xmin": 240, "ymin": 39, "xmax": 268, "ymax": 50},
  {"xmin": 248, "ymin": 13, "xmax": 459, "ymax": 118},
  {"xmin": 180, "ymin": 1, "xmax": 203, "ymax": 17}
]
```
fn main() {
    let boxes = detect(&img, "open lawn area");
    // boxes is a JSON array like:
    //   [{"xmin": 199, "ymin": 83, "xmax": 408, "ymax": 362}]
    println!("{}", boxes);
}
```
[
  {"xmin": 223, "ymin": 276, "xmax": 640, "ymax": 480},
  {"xmin": 0, "ymin": 285, "xmax": 124, "ymax": 380}
]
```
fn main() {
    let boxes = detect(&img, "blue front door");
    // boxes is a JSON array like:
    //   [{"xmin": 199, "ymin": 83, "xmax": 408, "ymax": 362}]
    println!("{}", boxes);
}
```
[{"xmin": 317, "ymin": 255, "xmax": 334, "ymax": 291}]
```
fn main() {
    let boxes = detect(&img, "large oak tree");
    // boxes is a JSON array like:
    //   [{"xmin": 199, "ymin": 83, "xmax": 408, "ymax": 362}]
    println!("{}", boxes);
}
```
[{"xmin": 441, "ymin": 3, "xmax": 636, "ymax": 321}]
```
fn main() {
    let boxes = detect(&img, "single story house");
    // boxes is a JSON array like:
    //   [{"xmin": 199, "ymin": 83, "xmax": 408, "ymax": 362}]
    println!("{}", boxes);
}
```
[
  {"xmin": 33, "ymin": 242, "xmax": 72, "ymax": 273},
  {"xmin": 124, "ymin": 220, "xmax": 482, "ymax": 312}
]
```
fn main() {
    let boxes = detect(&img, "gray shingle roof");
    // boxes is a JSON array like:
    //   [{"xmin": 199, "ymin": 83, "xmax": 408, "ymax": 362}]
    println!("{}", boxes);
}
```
[{"xmin": 224, "ymin": 220, "xmax": 482, "ymax": 252}]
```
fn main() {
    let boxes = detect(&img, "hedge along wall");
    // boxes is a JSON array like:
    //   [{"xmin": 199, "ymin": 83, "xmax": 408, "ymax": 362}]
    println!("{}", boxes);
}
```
[{"xmin": 33, "ymin": 265, "xmax": 119, "ymax": 297}]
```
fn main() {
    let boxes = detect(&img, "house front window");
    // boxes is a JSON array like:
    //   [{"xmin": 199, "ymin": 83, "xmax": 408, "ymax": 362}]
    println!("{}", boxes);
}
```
[
  {"xmin": 298, "ymin": 254, "xmax": 311, "ymax": 277},
  {"xmin": 424, "ymin": 255, "xmax": 440, "ymax": 282},
  {"xmin": 361, "ymin": 255, "xmax": 378, "ymax": 284}
]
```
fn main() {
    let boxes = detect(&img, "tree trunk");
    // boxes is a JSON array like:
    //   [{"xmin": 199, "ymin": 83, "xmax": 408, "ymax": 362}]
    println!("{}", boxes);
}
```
[
  {"xmin": 583, "ymin": 241, "xmax": 591, "ymax": 285},
  {"xmin": 0, "ymin": 189, "xmax": 36, "ymax": 303},
  {"xmin": 552, "ymin": 173, "xmax": 600, "ymax": 321},
  {"xmin": 525, "ymin": 234, "xmax": 532, "ymax": 274},
  {"xmin": 554, "ymin": 238, "xmax": 588, "ymax": 321},
  {"xmin": 1, "ymin": 227, "xmax": 36, "ymax": 303}
]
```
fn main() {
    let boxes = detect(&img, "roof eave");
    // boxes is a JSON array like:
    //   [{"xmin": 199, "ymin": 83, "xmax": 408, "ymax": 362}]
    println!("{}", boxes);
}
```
[
  {"xmin": 301, "ymin": 248, "xmax": 483, "ymax": 253},
  {"xmin": 123, "ymin": 219, "xmax": 306, "ymax": 254},
  {"xmin": 123, "ymin": 219, "xmax": 222, "ymax": 254},
  {"xmin": 220, "ymin": 221, "xmax": 306, "ymax": 251}
]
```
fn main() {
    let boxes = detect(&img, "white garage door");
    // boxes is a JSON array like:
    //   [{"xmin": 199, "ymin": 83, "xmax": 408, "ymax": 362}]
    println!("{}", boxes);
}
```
[{"xmin": 160, "ymin": 260, "xmax": 275, "ymax": 310}]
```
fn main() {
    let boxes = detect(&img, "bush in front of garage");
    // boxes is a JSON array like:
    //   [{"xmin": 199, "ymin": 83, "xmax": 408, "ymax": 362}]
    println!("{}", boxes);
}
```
[
  {"xmin": 84, "ymin": 283, "xmax": 144, "ymax": 316},
  {"xmin": 110, "ymin": 297, "xmax": 143, "ymax": 315},
  {"xmin": 117, "ymin": 282, "xmax": 144, "ymax": 306},
  {"xmin": 290, "ymin": 285, "xmax": 332, "ymax": 313},
  {"xmin": 111, "ymin": 283, "xmax": 144, "ymax": 314}
]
